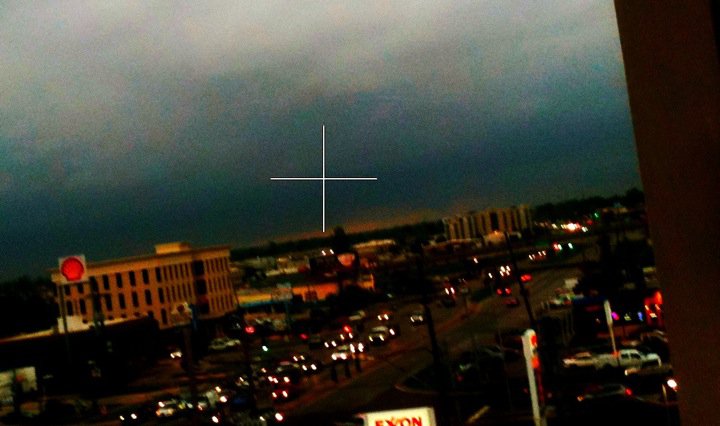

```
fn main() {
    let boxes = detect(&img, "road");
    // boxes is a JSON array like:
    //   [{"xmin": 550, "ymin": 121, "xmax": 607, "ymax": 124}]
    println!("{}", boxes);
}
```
[{"xmin": 279, "ymin": 264, "xmax": 579, "ymax": 424}]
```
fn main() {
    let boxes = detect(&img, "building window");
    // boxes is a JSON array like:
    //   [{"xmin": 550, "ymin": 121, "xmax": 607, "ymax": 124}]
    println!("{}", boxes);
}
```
[
  {"xmin": 174, "ymin": 265, "xmax": 179, "ymax": 280},
  {"xmin": 105, "ymin": 295, "xmax": 112, "ymax": 311},
  {"xmin": 116, "ymin": 273, "xmax": 123, "ymax": 288},
  {"xmin": 490, "ymin": 212, "xmax": 499, "ymax": 231},
  {"xmin": 145, "ymin": 289, "xmax": 152, "ymax": 305},
  {"xmin": 79, "ymin": 299, "xmax": 87, "ymax": 315},
  {"xmin": 90, "ymin": 278, "xmax": 99, "ymax": 293},
  {"xmin": 196, "ymin": 279, "xmax": 207, "ymax": 295},
  {"xmin": 147, "ymin": 311, "xmax": 154, "ymax": 320},
  {"xmin": 159, "ymin": 288, "xmax": 165, "ymax": 304},
  {"xmin": 77, "ymin": 283, "xmax": 84, "ymax": 294},
  {"xmin": 142, "ymin": 269, "xmax": 149, "ymax": 284},
  {"xmin": 129, "ymin": 271, "xmax": 136, "ymax": 286},
  {"xmin": 132, "ymin": 292, "xmax": 139, "ymax": 308},
  {"xmin": 161, "ymin": 309, "xmax": 168, "ymax": 325},
  {"xmin": 155, "ymin": 267, "xmax": 162, "ymax": 283},
  {"xmin": 65, "ymin": 301, "xmax": 73, "ymax": 315},
  {"xmin": 118, "ymin": 294, "xmax": 126, "ymax": 309},
  {"xmin": 192, "ymin": 260, "xmax": 205, "ymax": 276}
]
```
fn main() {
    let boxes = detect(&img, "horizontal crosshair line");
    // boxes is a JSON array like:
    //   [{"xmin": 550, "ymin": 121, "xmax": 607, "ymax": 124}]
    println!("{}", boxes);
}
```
[{"xmin": 270, "ymin": 177, "xmax": 378, "ymax": 180}]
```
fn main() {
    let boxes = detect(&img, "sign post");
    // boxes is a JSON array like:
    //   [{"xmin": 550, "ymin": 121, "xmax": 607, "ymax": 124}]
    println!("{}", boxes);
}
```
[
  {"xmin": 522, "ymin": 329, "xmax": 547, "ymax": 426},
  {"xmin": 603, "ymin": 300, "xmax": 618, "ymax": 355},
  {"xmin": 57, "ymin": 255, "xmax": 88, "ymax": 367}
]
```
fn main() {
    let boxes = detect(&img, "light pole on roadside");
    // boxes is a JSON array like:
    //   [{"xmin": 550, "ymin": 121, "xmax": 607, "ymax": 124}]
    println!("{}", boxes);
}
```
[{"xmin": 504, "ymin": 232, "xmax": 537, "ymax": 330}]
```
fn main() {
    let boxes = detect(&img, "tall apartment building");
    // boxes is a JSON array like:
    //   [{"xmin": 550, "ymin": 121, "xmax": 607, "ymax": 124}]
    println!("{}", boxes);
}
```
[
  {"xmin": 443, "ymin": 205, "xmax": 532, "ymax": 241},
  {"xmin": 50, "ymin": 242, "xmax": 236, "ymax": 330}
]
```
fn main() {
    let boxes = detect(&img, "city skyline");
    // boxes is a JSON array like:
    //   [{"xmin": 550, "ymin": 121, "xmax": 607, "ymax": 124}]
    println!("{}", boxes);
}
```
[{"xmin": 0, "ymin": 1, "xmax": 641, "ymax": 280}]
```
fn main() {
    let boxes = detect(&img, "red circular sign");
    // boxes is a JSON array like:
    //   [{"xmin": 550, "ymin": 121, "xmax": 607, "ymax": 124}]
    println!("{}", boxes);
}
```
[{"xmin": 60, "ymin": 257, "xmax": 85, "ymax": 281}]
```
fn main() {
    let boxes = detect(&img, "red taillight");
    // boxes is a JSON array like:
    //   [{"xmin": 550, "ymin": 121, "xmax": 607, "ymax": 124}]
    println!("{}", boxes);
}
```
[
  {"xmin": 300, "ymin": 333, "xmax": 308, "ymax": 340},
  {"xmin": 504, "ymin": 288, "xmax": 511, "ymax": 295},
  {"xmin": 625, "ymin": 388, "xmax": 633, "ymax": 396},
  {"xmin": 343, "ymin": 325, "xmax": 352, "ymax": 333},
  {"xmin": 496, "ymin": 289, "xmax": 502, "ymax": 295}
]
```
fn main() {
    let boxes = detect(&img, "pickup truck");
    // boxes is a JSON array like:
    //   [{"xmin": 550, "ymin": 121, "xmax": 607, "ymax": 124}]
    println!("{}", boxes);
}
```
[{"xmin": 563, "ymin": 349, "xmax": 662, "ymax": 370}]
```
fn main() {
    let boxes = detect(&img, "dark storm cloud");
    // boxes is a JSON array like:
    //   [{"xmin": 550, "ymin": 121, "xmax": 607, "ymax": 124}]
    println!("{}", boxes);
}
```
[{"xmin": 0, "ymin": 1, "xmax": 639, "ymax": 280}]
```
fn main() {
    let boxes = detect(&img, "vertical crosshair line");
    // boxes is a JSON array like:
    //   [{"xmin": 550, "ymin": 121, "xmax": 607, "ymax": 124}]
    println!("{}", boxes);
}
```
[
  {"xmin": 322, "ymin": 125, "xmax": 326, "ymax": 232},
  {"xmin": 270, "ymin": 125, "xmax": 377, "ymax": 232}
]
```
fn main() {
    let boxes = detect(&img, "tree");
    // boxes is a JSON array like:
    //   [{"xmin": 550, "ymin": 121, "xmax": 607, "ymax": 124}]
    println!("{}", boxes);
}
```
[{"xmin": 331, "ymin": 226, "xmax": 351, "ymax": 253}]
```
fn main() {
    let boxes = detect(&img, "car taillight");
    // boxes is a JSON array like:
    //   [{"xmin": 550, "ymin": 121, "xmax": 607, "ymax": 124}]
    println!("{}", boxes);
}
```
[{"xmin": 625, "ymin": 388, "xmax": 633, "ymax": 396}]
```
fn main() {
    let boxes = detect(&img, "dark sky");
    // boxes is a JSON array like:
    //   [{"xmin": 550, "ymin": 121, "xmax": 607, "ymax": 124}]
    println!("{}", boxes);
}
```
[{"xmin": 0, "ymin": 1, "xmax": 641, "ymax": 281}]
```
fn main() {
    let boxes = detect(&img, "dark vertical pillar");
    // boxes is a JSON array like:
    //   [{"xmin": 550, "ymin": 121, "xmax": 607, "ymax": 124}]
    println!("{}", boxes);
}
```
[{"xmin": 614, "ymin": 3, "xmax": 720, "ymax": 424}]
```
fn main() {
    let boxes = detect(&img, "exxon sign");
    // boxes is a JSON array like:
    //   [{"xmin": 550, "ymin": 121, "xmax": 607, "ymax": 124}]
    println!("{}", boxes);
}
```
[{"xmin": 360, "ymin": 407, "xmax": 436, "ymax": 426}]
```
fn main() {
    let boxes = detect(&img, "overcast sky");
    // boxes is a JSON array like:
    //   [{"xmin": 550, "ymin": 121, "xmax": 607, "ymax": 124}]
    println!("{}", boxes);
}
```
[{"xmin": 0, "ymin": 1, "xmax": 640, "ymax": 280}]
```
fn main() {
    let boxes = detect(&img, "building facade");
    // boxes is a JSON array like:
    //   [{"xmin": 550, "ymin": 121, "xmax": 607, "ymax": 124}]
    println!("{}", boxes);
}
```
[
  {"xmin": 50, "ymin": 242, "xmax": 236, "ymax": 330},
  {"xmin": 443, "ymin": 205, "xmax": 532, "ymax": 241}
]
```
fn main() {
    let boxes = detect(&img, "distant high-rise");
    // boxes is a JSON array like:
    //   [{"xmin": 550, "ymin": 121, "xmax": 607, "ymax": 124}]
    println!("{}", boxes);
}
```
[
  {"xmin": 443, "ymin": 205, "xmax": 532, "ymax": 240},
  {"xmin": 50, "ymin": 242, "xmax": 236, "ymax": 330}
]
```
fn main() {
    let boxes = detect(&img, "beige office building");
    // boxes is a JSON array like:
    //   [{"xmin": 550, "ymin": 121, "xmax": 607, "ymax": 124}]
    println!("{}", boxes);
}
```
[
  {"xmin": 443, "ymin": 205, "xmax": 532, "ymax": 241},
  {"xmin": 50, "ymin": 242, "xmax": 236, "ymax": 330}
]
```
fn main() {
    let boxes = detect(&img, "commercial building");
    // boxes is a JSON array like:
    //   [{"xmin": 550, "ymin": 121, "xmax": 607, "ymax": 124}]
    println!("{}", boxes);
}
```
[
  {"xmin": 50, "ymin": 242, "xmax": 236, "ymax": 330},
  {"xmin": 443, "ymin": 205, "xmax": 532, "ymax": 241}
]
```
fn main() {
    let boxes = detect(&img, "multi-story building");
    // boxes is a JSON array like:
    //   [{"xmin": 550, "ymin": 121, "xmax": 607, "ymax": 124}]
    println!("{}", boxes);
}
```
[
  {"xmin": 443, "ymin": 205, "xmax": 532, "ymax": 241},
  {"xmin": 50, "ymin": 242, "xmax": 236, "ymax": 330}
]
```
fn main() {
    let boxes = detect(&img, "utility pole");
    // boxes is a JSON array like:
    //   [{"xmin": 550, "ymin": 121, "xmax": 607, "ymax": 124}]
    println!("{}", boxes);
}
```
[
  {"xmin": 505, "ymin": 232, "xmax": 537, "ymax": 330},
  {"xmin": 412, "ymin": 241, "xmax": 451, "ymax": 425}
]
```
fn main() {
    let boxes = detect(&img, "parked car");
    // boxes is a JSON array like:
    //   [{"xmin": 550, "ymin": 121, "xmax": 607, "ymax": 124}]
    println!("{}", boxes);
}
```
[
  {"xmin": 368, "ymin": 326, "xmax": 391, "ymax": 345},
  {"xmin": 307, "ymin": 334, "xmax": 324, "ymax": 349},
  {"xmin": 409, "ymin": 311, "xmax": 425, "ymax": 325},
  {"xmin": 563, "ymin": 349, "xmax": 661, "ymax": 370},
  {"xmin": 576, "ymin": 383, "xmax": 633, "ymax": 402},
  {"xmin": 562, "ymin": 351, "xmax": 597, "ymax": 369},
  {"xmin": 209, "ymin": 337, "xmax": 241, "ymax": 351}
]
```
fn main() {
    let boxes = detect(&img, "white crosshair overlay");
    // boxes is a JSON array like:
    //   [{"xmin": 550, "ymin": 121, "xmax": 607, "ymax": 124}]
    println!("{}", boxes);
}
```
[{"xmin": 271, "ymin": 125, "xmax": 378, "ymax": 232}]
